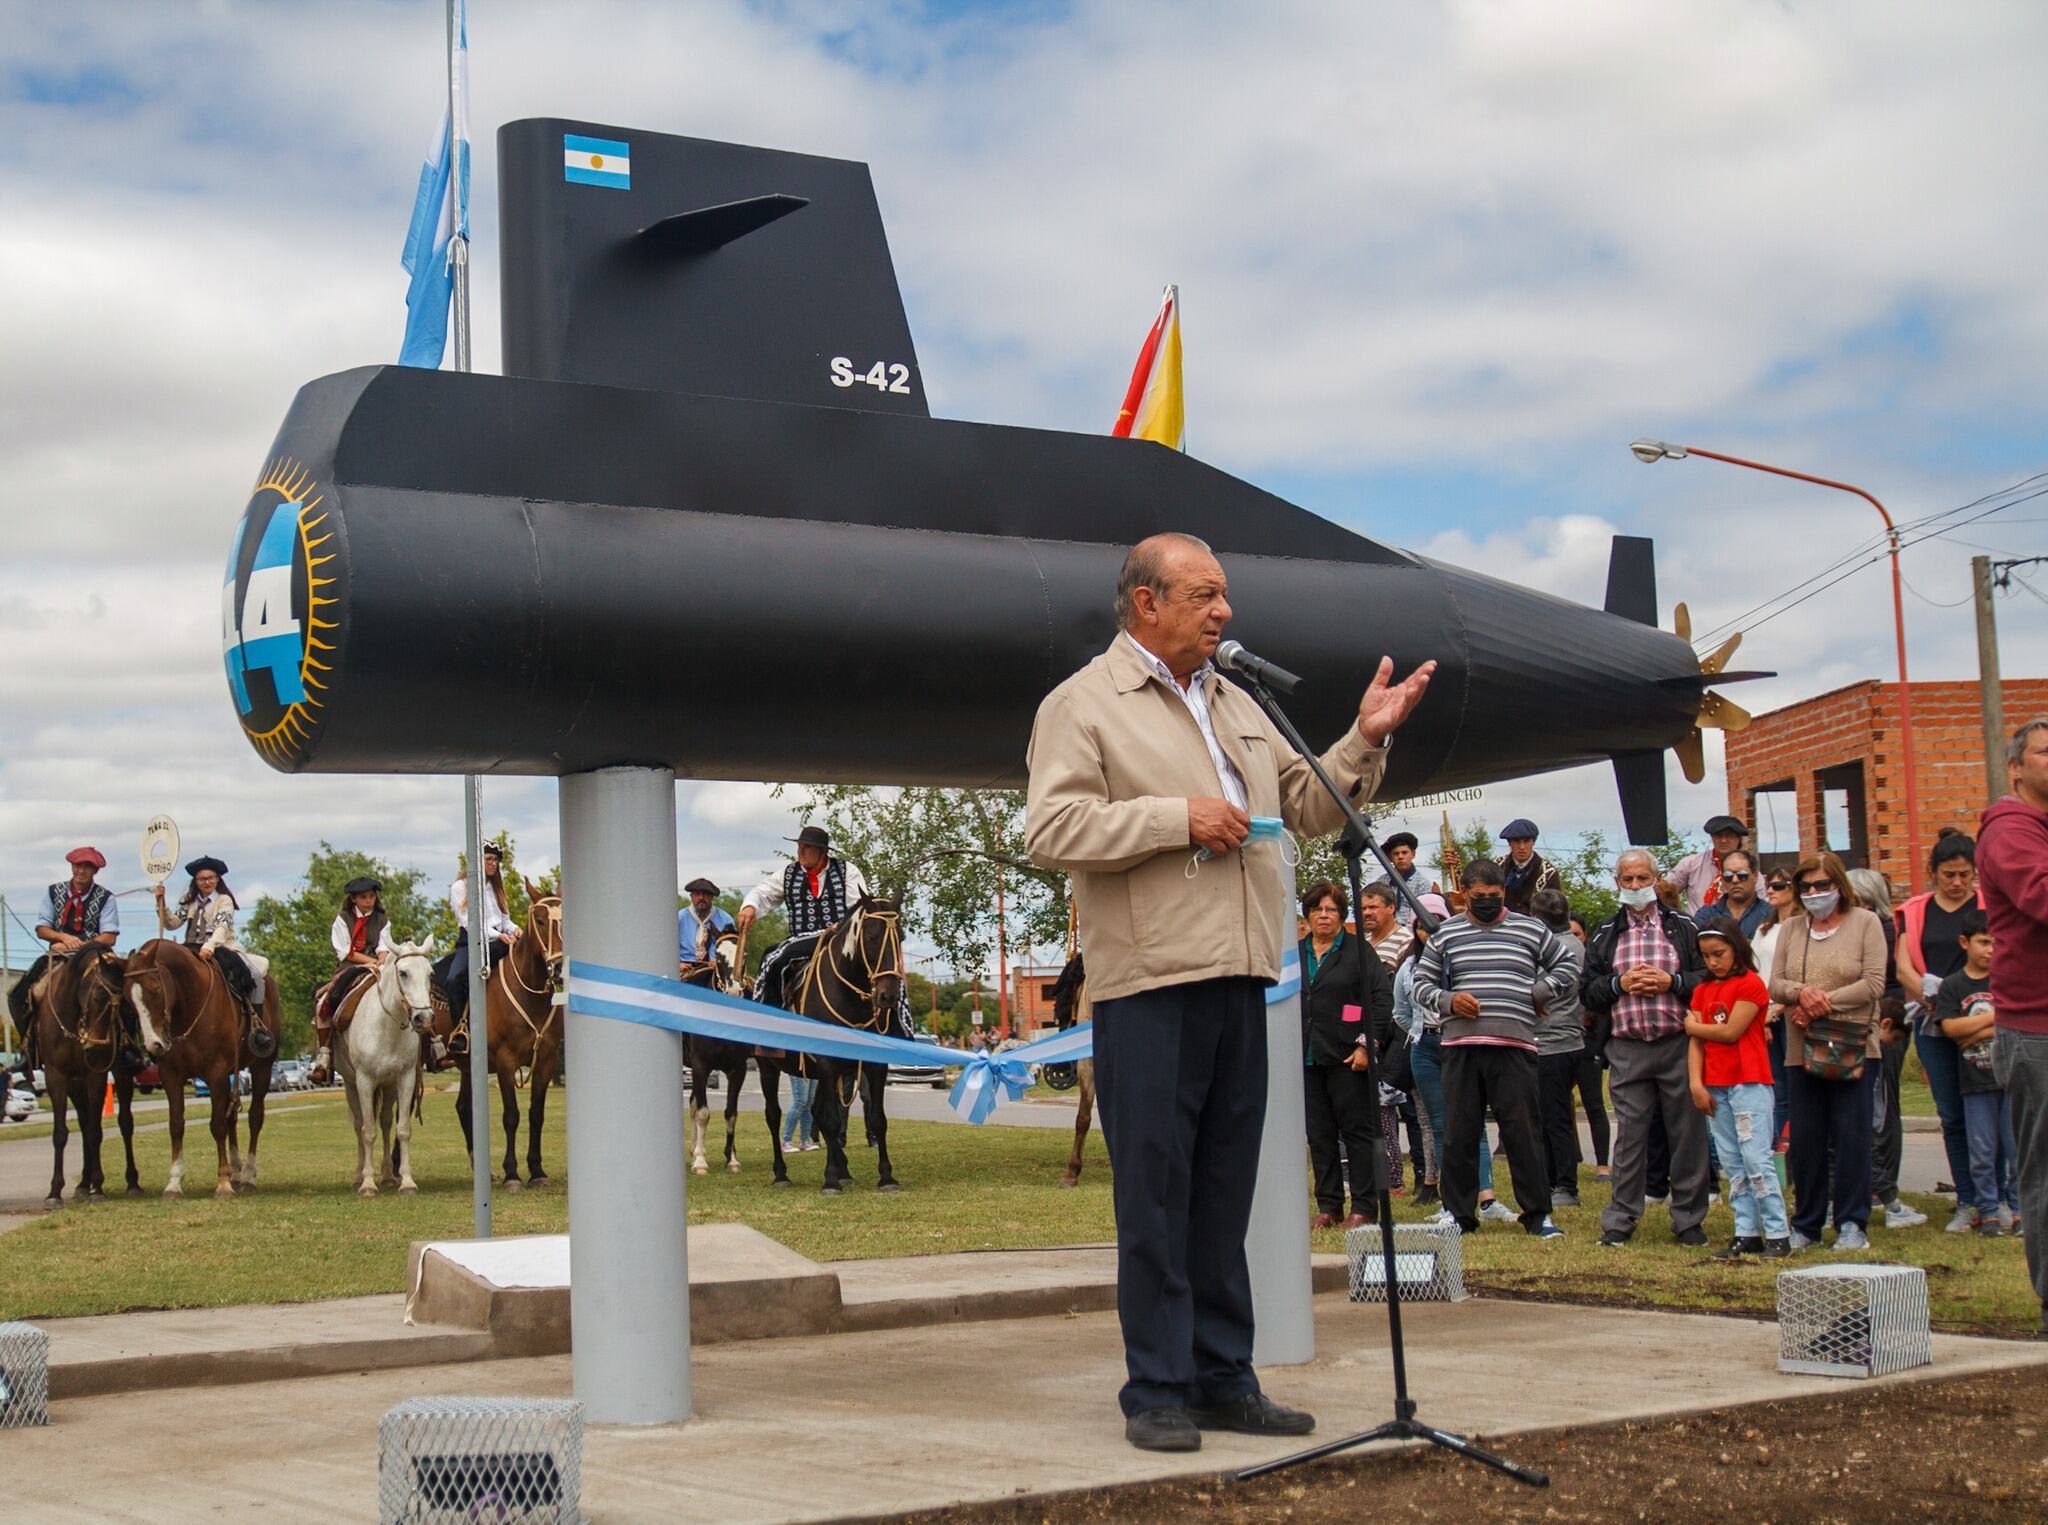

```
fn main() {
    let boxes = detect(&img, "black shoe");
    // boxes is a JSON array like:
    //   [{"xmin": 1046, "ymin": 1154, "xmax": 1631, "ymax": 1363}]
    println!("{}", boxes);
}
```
[
  {"xmin": 1675, "ymin": 1226, "xmax": 1709, "ymax": 1248},
  {"xmin": 1413, "ymin": 1184, "xmax": 1439, "ymax": 1206},
  {"xmin": 1188, "ymin": 1392, "xmax": 1315, "ymax": 1437},
  {"xmin": 1598, "ymin": 1229, "xmax": 1631, "ymax": 1247},
  {"xmin": 1126, "ymin": 1407, "xmax": 1200, "ymax": 1452},
  {"xmin": 1760, "ymin": 1238, "xmax": 1792, "ymax": 1260},
  {"xmin": 1712, "ymin": 1236, "xmax": 1763, "ymax": 1260}
]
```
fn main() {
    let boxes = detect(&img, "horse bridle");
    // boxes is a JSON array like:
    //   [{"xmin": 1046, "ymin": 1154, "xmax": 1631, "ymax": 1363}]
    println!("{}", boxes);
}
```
[
  {"xmin": 797, "ymin": 903, "xmax": 904, "ymax": 1033},
  {"xmin": 61, "ymin": 952, "xmax": 123, "ymax": 1062},
  {"xmin": 127, "ymin": 953, "xmax": 218, "ymax": 1056}
]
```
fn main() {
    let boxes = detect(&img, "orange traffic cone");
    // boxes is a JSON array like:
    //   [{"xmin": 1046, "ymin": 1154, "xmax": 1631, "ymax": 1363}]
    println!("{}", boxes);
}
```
[{"xmin": 103, "ymin": 1081, "xmax": 116, "ymax": 1119}]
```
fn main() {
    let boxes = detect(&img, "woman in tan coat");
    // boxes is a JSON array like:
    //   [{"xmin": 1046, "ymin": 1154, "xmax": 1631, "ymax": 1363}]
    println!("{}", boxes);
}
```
[{"xmin": 1768, "ymin": 851, "xmax": 1887, "ymax": 1251}]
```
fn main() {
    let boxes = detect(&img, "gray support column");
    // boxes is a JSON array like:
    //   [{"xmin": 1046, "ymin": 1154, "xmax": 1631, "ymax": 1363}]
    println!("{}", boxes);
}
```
[
  {"xmin": 1247, "ymin": 851, "xmax": 1314, "ymax": 1366},
  {"xmin": 560, "ymin": 766, "xmax": 690, "ymax": 1423}
]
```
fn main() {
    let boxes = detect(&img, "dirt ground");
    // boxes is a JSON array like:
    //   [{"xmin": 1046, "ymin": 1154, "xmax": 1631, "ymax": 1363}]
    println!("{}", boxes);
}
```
[{"xmin": 862, "ymin": 1366, "xmax": 2048, "ymax": 1525}]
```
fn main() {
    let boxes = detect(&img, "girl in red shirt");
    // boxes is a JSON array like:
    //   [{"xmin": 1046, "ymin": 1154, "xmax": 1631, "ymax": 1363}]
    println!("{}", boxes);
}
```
[{"xmin": 1685, "ymin": 922, "xmax": 1789, "ymax": 1257}]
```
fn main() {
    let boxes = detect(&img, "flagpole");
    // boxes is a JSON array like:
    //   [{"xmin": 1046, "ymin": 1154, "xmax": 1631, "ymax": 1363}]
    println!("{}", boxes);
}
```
[{"xmin": 447, "ymin": 0, "xmax": 490, "ymax": 1241}]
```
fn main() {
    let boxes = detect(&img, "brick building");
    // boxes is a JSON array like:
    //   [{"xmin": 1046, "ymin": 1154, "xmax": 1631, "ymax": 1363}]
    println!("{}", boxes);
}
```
[
  {"xmin": 1010, "ymin": 964, "xmax": 1066, "ymax": 1038},
  {"xmin": 1722, "ymin": 677, "xmax": 2047, "ymax": 891}
]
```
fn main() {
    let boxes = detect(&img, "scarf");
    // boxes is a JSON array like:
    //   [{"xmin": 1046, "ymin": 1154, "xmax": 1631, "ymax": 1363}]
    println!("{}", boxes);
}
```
[
  {"xmin": 58, "ymin": 883, "xmax": 92, "ymax": 934},
  {"xmin": 1702, "ymin": 851, "xmax": 1724, "ymax": 907},
  {"xmin": 1504, "ymin": 853, "xmax": 1538, "ymax": 895}
]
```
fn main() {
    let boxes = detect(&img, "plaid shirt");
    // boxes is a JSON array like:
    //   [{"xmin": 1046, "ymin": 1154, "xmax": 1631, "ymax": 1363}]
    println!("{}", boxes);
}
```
[{"xmin": 1609, "ymin": 904, "xmax": 1686, "ymax": 1040}]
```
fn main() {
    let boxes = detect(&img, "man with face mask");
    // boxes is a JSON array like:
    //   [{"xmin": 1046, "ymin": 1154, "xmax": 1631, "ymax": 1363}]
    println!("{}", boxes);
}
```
[
  {"xmin": 1582, "ymin": 848, "xmax": 1712, "ymax": 1246},
  {"xmin": 1411, "ymin": 857, "xmax": 1577, "ymax": 1237}
]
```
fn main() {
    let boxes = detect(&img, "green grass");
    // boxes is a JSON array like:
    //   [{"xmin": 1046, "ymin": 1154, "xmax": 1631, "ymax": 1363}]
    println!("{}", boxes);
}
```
[
  {"xmin": 1313, "ymin": 1169, "xmax": 2037, "ymax": 1338},
  {"xmin": 0, "ymin": 1087, "xmax": 1113, "ymax": 1320},
  {"xmin": 3, "ymin": 1086, "xmax": 2033, "ymax": 1336}
]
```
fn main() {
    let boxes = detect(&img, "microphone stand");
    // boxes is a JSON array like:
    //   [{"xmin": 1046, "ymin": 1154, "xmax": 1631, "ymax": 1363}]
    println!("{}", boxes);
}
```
[{"xmin": 1230, "ymin": 670, "xmax": 1548, "ymax": 1492}]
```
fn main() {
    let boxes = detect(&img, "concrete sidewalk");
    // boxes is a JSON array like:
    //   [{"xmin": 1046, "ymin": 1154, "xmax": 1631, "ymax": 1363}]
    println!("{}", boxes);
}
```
[{"xmin": 10, "ymin": 1292, "xmax": 2044, "ymax": 1524}]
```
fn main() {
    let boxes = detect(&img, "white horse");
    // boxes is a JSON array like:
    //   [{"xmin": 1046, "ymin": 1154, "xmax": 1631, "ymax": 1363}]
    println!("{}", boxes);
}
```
[{"xmin": 334, "ymin": 939, "xmax": 435, "ymax": 1197}]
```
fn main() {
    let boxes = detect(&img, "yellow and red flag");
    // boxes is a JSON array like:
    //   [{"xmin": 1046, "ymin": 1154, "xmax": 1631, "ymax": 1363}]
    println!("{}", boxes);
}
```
[{"xmin": 1111, "ymin": 284, "xmax": 1184, "ymax": 450}]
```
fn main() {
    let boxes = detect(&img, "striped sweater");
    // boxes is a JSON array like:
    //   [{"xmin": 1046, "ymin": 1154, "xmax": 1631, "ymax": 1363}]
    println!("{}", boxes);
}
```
[{"xmin": 1412, "ymin": 910, "xmax": 1574, "ymax": 1050}]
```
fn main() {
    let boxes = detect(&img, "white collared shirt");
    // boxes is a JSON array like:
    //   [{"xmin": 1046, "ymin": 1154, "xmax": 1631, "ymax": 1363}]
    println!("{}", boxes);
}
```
[{"xmin": 1124, "ymin": 633, "xmax": 1248, "ymax": 810}]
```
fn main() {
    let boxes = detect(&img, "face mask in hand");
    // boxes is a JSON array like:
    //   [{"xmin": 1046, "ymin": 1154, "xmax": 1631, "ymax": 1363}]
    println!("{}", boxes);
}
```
[
  {"xmin": 1617, "ymin": 885, "xmax": 1658, "ymax": 910},
  {"xmin": 1466, "ymin": 894, "xmax": 1504, "ymax": 922},
  {"xmin": 1801, "ymin": 890, "xmax": 1841, "ymax": 920}
]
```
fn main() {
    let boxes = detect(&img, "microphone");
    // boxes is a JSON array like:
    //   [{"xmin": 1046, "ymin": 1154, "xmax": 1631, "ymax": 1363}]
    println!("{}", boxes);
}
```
[{"xmin": 1215, "ymin": 640, "xmax": 1302, "ymax": 695}]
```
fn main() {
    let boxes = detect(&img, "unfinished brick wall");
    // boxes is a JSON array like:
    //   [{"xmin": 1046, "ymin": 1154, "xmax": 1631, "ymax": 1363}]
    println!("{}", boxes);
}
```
[{"xmin": 1723, "ymin": 677, "xmax": 2048, "ymax": 893}]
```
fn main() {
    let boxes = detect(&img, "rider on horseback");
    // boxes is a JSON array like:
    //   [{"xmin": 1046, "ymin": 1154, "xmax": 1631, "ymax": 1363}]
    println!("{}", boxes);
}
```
[
  {"xmin": 154, "ymin": 858, "xmax": 270, "ymax": 1054},
  {"xmin": 738, "ymin": 826, "xmax": 866, "ymax": 1004},
  {"xmin": 679, "ymin": 877, "xmax": 735, "ymax": 967},
  {"xmin": 10, "ymin": 846, "xmax": 122, "ymax": 1083},
  {"xmin": 439, "ymin": 841, "xmax": 520, "ymax": 1035},
  {"xmin": 310, "ymin": 875, "xmax": 396, "ymax": 1083}
]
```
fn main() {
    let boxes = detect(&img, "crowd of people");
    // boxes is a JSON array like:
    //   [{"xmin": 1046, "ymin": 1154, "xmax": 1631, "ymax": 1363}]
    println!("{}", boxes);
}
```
[{"xmin": 1297, "ymin": 722, "xmax": 2048, "ymax": 1331}]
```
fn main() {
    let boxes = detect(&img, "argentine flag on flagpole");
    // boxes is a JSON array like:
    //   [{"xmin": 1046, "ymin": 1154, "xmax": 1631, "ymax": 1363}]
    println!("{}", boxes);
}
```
[{"xmin": 398, "ymin": 0, "xmax": 469, "ymax": 369}]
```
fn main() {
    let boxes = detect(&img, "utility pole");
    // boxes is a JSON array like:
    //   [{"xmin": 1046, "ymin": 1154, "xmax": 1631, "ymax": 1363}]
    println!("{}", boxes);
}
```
[
  {"xmin": 1973, "ymin": 556, "xmax": 2005, "ymax": 807},
  {"xmin": 1, "ymin": 895, "xmax": 12, "ymax": 1057}
]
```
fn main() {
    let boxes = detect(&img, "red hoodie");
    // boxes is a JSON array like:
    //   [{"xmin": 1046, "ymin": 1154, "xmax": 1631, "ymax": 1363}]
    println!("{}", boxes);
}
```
[{"xmin": 1979, "ymin": 793, "xmax": 2048, "ymax": 1035}]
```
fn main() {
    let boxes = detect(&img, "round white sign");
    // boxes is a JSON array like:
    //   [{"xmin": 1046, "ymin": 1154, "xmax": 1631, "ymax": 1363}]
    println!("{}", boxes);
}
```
[{"xmin": 140, "ymin": 815, "xmax": 181, "ymax": 884}]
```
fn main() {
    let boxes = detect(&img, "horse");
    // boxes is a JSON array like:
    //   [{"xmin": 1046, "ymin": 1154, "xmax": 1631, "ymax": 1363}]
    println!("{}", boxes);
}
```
[
  {"xmin": 27, "ymin": 946, "xmax": 142, "ymax": 1206},
  {"xmin": 681, "ymin": 928, "xmax": 787, "ymax": 1180},
  {"xmin": 334, "ymin": 939, "xmax": 436, "ymax": 1196},
  {"xmin": 433, "ymin": 883, "xmax": 565, "ymax": 1190},
  {"xmin": 124, "ymin": 939, "xmax": 281, "ymax": 1198},
  {"xmin": 1048, "ymin": 951, "xmax": 1103, "ymax": 1189},
  {"xmin": 766, "ymin": 896, "xmax": 905, "ymax": 1195}
]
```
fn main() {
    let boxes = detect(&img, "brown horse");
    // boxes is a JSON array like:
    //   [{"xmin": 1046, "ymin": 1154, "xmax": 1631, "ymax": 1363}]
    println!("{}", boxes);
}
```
[
  {"xmin": 28, "ymin": 946, "xmax": 142, "ymax": 1206},
  {"xmin": 1049, "ymin": 952, "xmax": 1102, "ymax": 1189},
  {"xmin": 124, "ymin": 939, "xmax": 281, "ymax": 1198},
  {"xmin": 682, "ymin": 929, "xmax": 788, "ymax": 1179},
  {"xmin": 437, "ymin": 884, "xmax": 565, "ymax": 1190}
]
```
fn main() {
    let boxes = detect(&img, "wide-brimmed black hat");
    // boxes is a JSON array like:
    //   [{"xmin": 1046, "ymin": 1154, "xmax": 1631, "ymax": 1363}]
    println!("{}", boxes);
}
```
[
  {"xmin": 1703, "ymin": 815, "xmax": 1746, "ymax": 838},
  {"xmin": 185, "ymin": 855, "xmax": 229, "ymax": 878},
  {"xmin": 482, "ymin": 840, "xmax": 507, "ymax": 859},
  {"xmin": 683, "ymin": 877, "xmax": 720, "ymax": 896},
  {"xmin": 1499, "ymin": 818, "xmax": 1539, "ymax": 841},
  {"xmin": 788, "ymin": 826, "xmax": 831, "ymax": 851},
  {"xmin": 344, "ymin": 876, "xmax": 381, "ymax": 896},
  {"xmin": 1383, "ymin": 831, "xmax": 1419, "ymax": 854}
]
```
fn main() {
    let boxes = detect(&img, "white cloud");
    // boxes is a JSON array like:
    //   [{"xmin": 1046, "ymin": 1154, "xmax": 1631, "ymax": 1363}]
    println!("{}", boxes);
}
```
[{"xmin": 1, "ymin": 0, "xmax": 2043, "ymax": 933}]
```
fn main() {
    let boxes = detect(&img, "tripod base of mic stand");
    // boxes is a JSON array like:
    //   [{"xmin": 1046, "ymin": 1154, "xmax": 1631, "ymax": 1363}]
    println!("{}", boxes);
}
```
[{"xmin": 1235, "ymin": 1402, "xmax": 1549, "ymax": 1488}]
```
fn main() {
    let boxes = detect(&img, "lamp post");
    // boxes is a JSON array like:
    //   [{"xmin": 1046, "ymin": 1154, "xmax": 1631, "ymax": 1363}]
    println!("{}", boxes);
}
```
[{"xmin": 1630, "ymin": 440, "xmax": 1923, "ymax": 893}]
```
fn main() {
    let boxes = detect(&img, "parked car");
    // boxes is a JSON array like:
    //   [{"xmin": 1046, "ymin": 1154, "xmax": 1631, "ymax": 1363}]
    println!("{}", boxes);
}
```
[
  {"xmin": 3, "ymin": 1086, "xmax": 37, "ymax": 1123},
  {"xmin": 130, "ymin": 1059, "xmax": 162, "ymax": 1095},
  {"xmin": 273, "ymin": 1060, "xmax": 309, "ymax": 1091},
  {"xmin": 889, "ymin": 1029, "xmax": 953, "ymax": 1089}
]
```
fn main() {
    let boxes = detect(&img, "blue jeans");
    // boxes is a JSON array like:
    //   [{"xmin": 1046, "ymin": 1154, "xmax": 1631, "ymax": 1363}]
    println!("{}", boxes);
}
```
[
  {"xmin": 1961, "ymin": 1088, "xmax": 2017, "ymax": 1216},
  {"xmin": 1915, "ymin": 1023, "xmax": 1975, "ymax": 1195},
  {"xmin": 782, "ymin": 1074, "xmax": 817, "ymax": 1146},
  {"xmin": 1705, "ymin": 1082, "xmax": 1789, "ymax": 1239}
]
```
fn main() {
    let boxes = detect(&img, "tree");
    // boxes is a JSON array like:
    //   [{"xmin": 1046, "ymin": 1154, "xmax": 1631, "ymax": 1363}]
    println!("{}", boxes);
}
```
[
  {"xmin": 242, "ymin": 843, "xmax": 448, "ymax": 1057},
  {"xmin": 780, "ymin": 785, "xmax": 1069, "ymax": 982}
]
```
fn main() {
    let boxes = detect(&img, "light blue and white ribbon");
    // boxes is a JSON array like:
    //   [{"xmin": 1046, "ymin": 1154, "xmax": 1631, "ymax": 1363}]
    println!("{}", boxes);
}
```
[{"xmin": 568, "ymin": 950, "xmax": 1301, "ymax": 1124}]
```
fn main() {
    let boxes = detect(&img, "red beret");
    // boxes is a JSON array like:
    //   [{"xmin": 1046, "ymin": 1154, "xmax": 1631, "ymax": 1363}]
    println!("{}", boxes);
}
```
[{"xmin": 66, "ymin": 846, "xmax": 107, "ymax": 870}]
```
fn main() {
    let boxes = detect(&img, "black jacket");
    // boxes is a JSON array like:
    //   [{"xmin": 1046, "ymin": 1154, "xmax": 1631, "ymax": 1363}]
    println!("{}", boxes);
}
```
[
  {"xmin": 1581, "ymin": 903, "xmax": 1708, "ymax": 1015},
  {"xmin": 1501, "ymin": 852, "xmax": 1565, "ymax": 916},
  {"xmin": 1299, "ymin": 931, "xmax": 1395, "ymax": 1066}
]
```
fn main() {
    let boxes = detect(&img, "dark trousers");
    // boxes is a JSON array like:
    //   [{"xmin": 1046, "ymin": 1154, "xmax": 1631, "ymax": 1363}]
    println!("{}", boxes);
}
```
[
  {"xmin": 1304, "ymin": 1061, "xmax": 1382, "ymax": 1216},
  {"xmin": 1094, "ymin": 977, "xmax": 1267, "ymax": 1417},
  {"xmin": 1538, "ymin": 1050, "xmax": 1586, "ymax": 1194},
  {"xmin": 1784, "ymin": 1062, "xmax": 1876, "ymax": 1238},
  {"xmin": 1440, "ymin": 1044, "xmax": 1549, "ymax": 1231},
  {"xmin": 1572, "ymin": 1048, "xmax": 1611, "ymax": 1167},
  {"xmin": 1873, "ymin": 1039, "xmax": 1907, "ymax": 1204}
]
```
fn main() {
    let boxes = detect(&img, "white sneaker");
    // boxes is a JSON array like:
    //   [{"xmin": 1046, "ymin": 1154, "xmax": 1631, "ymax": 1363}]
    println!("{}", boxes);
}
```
[
  {"xmin": 1787, "ymin": 1229, "xmax": 1814, "ymax": 1250},
  {"xmin": 1945, "ymin": 1205, "xmax": 1980, "ymax": 1235},
  {"xmin": 1882, "ymin": 1201, "xmax": 1928, "ymax": 1229},
  {"xmin": 1478, "ymin": 1199, "xmax": 1517, "ymax": 1223},
  {"xmin": 1998, "ymin": 1205, "xmax": 2018, "ymax": 1234},
  {"xmin": 1835, "ymin": 1225, "xmax": 1870, "ymax": 1251},
  {"xmin": 1425, "ymin": 1207, "xmax": 1458, "ymax": 1228},
  {"xmin": 1645, "ymin": 1193, "xmax": 1669, "ymax": 1207},
  {"xmin": 1707, "ymin": 1191, "xmax": 1721, "ymax": 1206}
]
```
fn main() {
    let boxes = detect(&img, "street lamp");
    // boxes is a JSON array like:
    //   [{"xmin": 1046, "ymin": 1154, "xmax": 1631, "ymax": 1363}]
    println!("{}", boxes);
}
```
[{"xmin": 1631, "ymin": 440, "xmax": 1924, "ymax": 893}]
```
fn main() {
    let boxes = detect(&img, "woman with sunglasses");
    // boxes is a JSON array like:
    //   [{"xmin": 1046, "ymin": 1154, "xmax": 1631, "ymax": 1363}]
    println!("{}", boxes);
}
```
[
  {"xmin": 1895, "ymin": 830, "xmax": 1986, "ymax": 1234},
  {"xmin": 1767, "ymin": 852, "xmax": 1888, "ymax": 1250}
]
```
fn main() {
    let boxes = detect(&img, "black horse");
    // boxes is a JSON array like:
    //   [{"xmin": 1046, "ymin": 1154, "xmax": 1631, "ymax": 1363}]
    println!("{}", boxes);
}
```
[
  {"xmin": 760, "ymin": 896, "xmax": 905, "ymax": 1195},
  {"xmin": 680, "ymin": 930, "xmax": 788, "ymax": 1182}
]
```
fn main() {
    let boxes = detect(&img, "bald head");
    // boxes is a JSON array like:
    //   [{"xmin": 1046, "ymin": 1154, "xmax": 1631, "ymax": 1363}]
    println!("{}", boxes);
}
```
[{"xmin": 1117, "ymin": 534, "xmax": 1232, "ymax": 680}]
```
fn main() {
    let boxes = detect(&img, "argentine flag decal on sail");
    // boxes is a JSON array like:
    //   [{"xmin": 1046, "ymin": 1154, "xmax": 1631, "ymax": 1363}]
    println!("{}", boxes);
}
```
[{"xmin": 564, "ymin": 134, "xmax": 630, "ymax": 189}]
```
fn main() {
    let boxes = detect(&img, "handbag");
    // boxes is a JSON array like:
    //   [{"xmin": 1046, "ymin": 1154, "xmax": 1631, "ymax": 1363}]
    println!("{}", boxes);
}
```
[
  {"xmin": 1794, "ymin": 926, "xmax": 1869, "ymax": 1082},
  {"xmin": 1377, "ymin": 1025, "xmax": 1414, "ymax": 1093}
]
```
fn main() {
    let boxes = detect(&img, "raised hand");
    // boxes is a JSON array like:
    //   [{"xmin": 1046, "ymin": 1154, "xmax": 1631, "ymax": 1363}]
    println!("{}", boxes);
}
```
[{"xmin": 1357, "ymin": 657, "xmax": 1437, "ymax": 746}]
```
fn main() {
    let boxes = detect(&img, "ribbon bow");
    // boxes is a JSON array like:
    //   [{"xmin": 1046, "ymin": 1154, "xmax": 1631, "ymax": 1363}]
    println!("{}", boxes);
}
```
[{"xmin": 948, "ymin": 1049, "xmax": 1037, "ymax": 1125}]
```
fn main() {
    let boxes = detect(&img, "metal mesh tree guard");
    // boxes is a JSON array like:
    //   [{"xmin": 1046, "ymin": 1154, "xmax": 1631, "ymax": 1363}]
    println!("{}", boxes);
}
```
[
  {"xmin": 1776, "ymin": 1263, "xmax": 1932, "ymax": 1378},
  {"xmin": 1345, "ymin": 1221, "xmax": 1466, "ymax": 1303},
  {"xmin": 378, "ymin": 1396, "xmax": 584, "ymax": 1524},
  {"xmin": 0, "ymin": 1322, "xmax": 50, "ymax": 1429}
]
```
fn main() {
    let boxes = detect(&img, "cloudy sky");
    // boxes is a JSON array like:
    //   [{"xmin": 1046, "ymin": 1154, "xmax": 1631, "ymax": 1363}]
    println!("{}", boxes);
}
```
[{"xmin": 3, "ymin": 0, "xmax": 2043, "ymax": 966}]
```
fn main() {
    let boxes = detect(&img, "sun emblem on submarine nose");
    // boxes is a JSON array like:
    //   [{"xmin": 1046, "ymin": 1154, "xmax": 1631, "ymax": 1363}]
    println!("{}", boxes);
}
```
[{"xmin": 222, "ymin": 457, "xmax": 339, "ymax": 764}]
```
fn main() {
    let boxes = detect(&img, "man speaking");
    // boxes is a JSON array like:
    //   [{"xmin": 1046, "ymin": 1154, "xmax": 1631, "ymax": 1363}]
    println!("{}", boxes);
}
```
[{"xmin": 1025, "ymin": 532, "xmax": 1434, "ymax": 1452}]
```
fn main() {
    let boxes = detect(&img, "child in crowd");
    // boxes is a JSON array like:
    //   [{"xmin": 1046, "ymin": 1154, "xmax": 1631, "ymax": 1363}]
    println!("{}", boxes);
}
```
[
  {"xmin": 1685, "ymin": 922, "xmax": 1791, "ymax": 1259},
  {"xmin": 1937, "ymin": 911, "xmax": 2015, "ymax": 1236}
]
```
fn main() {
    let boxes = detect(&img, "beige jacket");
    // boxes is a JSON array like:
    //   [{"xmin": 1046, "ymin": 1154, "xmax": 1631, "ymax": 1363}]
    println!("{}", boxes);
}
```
[
  {"xmin": 1768, "ymin": 907, "xmax": 1887, "ymax": 1065},
  {"xmin": 1025, "ymin": 638, "xmax": 1388, "ymax": 1002}
]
